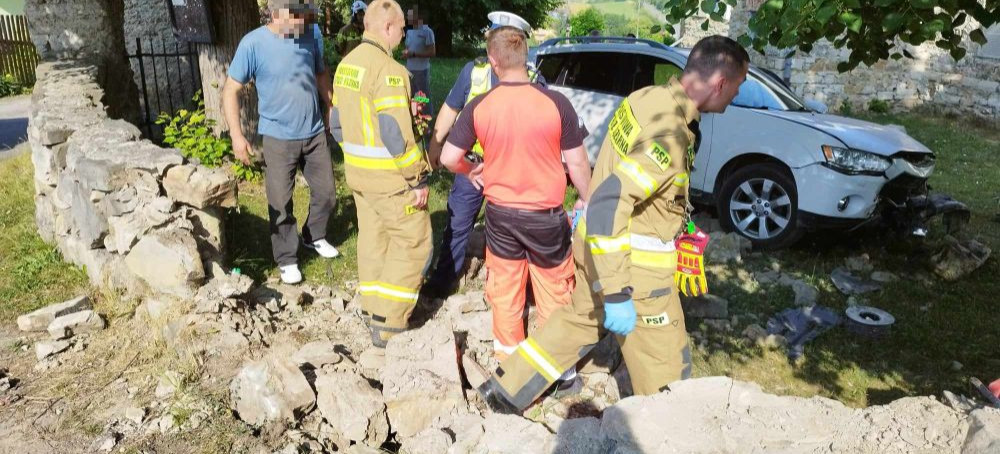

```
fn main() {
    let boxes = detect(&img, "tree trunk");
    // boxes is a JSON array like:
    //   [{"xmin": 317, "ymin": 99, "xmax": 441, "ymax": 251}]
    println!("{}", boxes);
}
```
[
  {"xmin": 436, "ymin": 19, "xmax": 454, "ymax": 57},
  {"xmin": 197, "ymin": 0, "xmax": 261, "ymax": 140}
]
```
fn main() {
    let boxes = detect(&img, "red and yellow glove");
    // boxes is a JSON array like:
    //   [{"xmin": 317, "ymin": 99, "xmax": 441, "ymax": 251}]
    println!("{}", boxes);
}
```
[{"xmin": 674, "ymin": 227, "xmax": 709, "ymax": 297}]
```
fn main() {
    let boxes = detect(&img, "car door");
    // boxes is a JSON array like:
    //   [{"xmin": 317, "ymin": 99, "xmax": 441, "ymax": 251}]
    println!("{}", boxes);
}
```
[
  {"xmin": 701, "ymin": 75, "xmax": 790, "ymax": 196},
  {"xmin": 536, "ymin": 51, "xmax": 633, "ymax": 164}
]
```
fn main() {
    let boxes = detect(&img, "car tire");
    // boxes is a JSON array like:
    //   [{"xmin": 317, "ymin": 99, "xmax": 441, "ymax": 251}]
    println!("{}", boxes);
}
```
[{"xmin": 717, "ymin": 163, "xmax": 803, "ymax": 250}]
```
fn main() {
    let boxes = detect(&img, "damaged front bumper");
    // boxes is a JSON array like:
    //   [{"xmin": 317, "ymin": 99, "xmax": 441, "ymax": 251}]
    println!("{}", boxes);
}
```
[{"xmin": 876, "ymin": 175, "xmax": 971, "ymax": 236}]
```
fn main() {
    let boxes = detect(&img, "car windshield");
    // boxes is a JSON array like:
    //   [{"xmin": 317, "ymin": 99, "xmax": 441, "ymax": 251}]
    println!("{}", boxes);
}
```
[{"xmin": 738, "ymin": 68, "xmax": 809, "ymax": 111}]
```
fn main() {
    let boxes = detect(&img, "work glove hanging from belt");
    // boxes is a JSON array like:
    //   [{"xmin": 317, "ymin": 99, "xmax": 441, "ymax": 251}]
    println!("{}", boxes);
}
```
[{"xmin": 675, "ymin": 226, "xmax": 710, "ymax": 297}]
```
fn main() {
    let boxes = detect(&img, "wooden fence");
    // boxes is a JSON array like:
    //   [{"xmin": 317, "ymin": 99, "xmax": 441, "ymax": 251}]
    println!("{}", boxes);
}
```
[{"xmin": 0, "ymin": 15, "xmax": 38, "ymax": 85}]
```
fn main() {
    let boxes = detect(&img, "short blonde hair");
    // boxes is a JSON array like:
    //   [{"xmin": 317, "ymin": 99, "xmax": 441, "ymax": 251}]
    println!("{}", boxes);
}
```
[
  {"xmin": 364, "ymin": 0, "xmax": 403, "ymax": 30},
  {"xmin": 487, "ymin": 26, "xmax": 527, "ymax": 72}
]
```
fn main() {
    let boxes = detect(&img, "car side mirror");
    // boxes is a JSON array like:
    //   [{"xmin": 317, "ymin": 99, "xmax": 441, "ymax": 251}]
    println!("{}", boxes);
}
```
[{"xmin": 804, "ymin": 99, "xmax": 828, "ymax": 114}]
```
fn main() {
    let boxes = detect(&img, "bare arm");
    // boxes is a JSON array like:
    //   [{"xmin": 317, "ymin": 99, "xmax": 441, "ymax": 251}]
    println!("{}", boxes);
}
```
[
  {"xmin": 441, "ymin": 141, "xmax": 477, "ymax": 177},
  {"xmin": 421, "ymin": 43, "xmax": 437, "ymax": 58},
  {"xmin": 223, "ymin": 77, "xmax": 254, "ymax": 165},
  {"xmin": 563, "ymin": 145, "xmax": 592, "ymax": 203},
  {"xmin": 317, "ymin": 67, "xmax": 332, "ymax": 132},
  {"xmin": 428, "ymin": 103, "xmax": 459, "ymax": 169}
]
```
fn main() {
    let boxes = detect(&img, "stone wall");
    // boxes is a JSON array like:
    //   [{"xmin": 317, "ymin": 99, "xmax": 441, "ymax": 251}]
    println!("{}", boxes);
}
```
[
  {"xmin": 752, "ymin": 36, "xmax": 1000, "ymax": 121},
  {"xmin": 29, "ymin": 61, "xmax": 237, "ymax": 299},
  {"xmin": 675, "ymin": 3, "xmax": 1000, "ymax": 123},
  {"xmin": 25, "ymin": 0, "xmax": 140, "ymax": 122}
]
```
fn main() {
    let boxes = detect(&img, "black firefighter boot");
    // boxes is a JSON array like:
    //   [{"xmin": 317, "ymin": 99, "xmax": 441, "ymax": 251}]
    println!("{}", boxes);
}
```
[{"xmin": 476, "ymin": 378, "xmax": 521, "ymax": 415}]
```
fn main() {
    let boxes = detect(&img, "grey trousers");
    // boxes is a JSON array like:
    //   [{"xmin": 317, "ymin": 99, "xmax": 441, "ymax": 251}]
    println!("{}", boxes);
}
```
[{"xmin": 262, "ymin": 133, "xmax": 336, "ymax": 267}]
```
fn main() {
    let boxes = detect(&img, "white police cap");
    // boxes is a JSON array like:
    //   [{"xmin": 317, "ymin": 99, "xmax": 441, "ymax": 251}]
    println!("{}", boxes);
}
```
[{"xmin": 487, "ymin": 11, "xmax": 532, "ymax": 35}]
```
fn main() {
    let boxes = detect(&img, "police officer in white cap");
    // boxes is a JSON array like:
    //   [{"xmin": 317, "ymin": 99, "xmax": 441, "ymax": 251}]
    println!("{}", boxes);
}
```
[
  {"xmin": 423, "ymin": 12, "xmax": 547, "ymax": 297},
  {"xmin": 336, "ymin": 0, "xmax": 367, "ymax": 56}
]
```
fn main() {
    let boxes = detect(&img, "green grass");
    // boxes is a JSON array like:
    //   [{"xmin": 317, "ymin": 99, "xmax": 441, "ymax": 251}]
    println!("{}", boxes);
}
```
[
  {"xmin": 568, "ymin": 1, "xmax": 662, "ymax": 21},
  {"xmin": 0, "ymin": 149, "xmax": 89, "ymax": 321}
]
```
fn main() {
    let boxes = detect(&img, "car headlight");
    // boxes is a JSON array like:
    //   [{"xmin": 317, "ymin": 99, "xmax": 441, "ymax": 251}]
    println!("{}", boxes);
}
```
[{"xmin": 822, "ymin": 145, "xmax": 892, "ymax": 175}]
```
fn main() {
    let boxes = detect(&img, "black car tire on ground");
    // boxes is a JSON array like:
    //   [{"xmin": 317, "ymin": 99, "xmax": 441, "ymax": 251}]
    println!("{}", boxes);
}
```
[{"xmin": 717, "ymin": 163, "xmax": 803, "ymax": 250}]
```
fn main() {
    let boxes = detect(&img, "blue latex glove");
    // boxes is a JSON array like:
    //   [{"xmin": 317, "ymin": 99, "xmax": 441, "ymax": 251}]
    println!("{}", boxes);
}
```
[{"xmin": 603, "ymin": 299, "xmax": 637, "ymax": 336}]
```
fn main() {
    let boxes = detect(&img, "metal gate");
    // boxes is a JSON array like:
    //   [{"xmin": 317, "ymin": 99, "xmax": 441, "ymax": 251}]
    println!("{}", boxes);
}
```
[{"xmin": 127, "ymin": 36, "xmax": 203, "ymax": 140}]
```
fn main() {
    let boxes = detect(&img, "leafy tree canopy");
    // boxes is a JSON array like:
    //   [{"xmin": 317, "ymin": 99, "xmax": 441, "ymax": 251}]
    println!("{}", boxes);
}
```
[
  {"xmin": 571, "ymin": 7, "xmax": 607, "ymax": 35},
  {"xmin": 661, "ymin": 0, "xmax": 1000, "ymax": 71}
]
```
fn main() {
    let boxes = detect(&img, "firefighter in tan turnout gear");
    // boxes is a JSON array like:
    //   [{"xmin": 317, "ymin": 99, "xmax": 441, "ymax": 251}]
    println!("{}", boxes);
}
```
[
  {"xmin": 477, "ymin": 36, "xmax": 750, "ymax": 413},
  {"xmin": 330, "ymin": 0, "xmax": 431, "ymax": 348}
]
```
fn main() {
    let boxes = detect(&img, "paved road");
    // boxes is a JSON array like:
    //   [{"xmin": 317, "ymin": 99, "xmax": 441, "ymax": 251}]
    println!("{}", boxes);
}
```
[{"xmin": 0, "ymin": 95, "xmax": 30, "ymax": 161}]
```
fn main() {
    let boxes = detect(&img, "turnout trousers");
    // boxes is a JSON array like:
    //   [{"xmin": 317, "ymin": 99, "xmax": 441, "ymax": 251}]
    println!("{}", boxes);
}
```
[
  {"xmin": 487, "ymin": 259, "xmax": 692, "ymax": 410},
  {"xmin": 353, "ymin": 189, "xmax": 433, "ymax": 347}
]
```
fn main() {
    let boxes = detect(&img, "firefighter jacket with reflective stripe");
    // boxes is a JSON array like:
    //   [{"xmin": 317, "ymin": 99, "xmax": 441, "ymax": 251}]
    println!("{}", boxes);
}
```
[
  {"xmin": 578, "ymin": 78, "xmax": 700, "ymax": 300},
  {"xmin": 331, "ymin": 32, "xmax": 430, "ymax": 194}
]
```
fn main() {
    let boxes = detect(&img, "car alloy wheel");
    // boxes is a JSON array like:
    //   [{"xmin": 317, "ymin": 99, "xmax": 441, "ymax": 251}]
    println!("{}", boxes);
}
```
[{"xmin": 728, "ymin": 177, "xmax": 792, "ymax": 241}]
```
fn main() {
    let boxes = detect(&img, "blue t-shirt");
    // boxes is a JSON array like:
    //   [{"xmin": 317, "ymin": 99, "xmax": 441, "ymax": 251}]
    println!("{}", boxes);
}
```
[
  {"xmin": 228, "ymin": 25, "xmax": 325, "ymax": 141},
  {"xmin": 444, "ymin": 61, "xmax": 547, "ymax": 111}
]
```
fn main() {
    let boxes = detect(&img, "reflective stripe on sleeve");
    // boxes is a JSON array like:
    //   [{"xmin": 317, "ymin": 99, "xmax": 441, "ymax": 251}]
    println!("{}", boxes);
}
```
[
  {"xmin": 587, "ymin": 233, "xmax": 631, "ymax": 255},
  {"xmin": 616, "ymin": 156, "xmax": 659, "ymax": 198},
  {"xmin": 392, "ymin": 146, "xmax": 423, "ymax": 168},
  {"xmin": 374, "ymin": 95, "xmax": 409, "ymax": 112}
]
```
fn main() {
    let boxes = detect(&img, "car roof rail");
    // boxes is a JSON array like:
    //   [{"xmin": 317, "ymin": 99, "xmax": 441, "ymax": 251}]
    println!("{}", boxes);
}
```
[{"xmin": 537, "ymin": 36, "xmax": 674, "ymax": 52}]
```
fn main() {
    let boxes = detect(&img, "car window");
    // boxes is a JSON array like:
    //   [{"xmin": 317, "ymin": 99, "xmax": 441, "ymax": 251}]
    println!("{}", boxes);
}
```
[
  {"xmin": 559, "ymin": 52, "xmax": 632, "ymax": 96},
  {"xmin": 632, "ymin": 54, "xmax": 683, "ymax": 92},
  {"xmin": 753, "ymin": 69, "xmax": 807, "ymax": 111},
  {"xmin": 537, "ymin": 54, "xmax": 568, "ymax": 85},
  {"xmin": 731, "ymin": 76, "xmax": 786, "ymax": 110}
]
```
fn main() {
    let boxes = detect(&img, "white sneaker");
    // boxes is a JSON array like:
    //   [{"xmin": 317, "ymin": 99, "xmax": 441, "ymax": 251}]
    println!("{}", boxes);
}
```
[
  {"xmin": 279, "ymin": 264, "xmax": 303, "ymax": 284},
  {"xmin": 305, "ymin": 239, "xmax": 340, "ymax": 259}
]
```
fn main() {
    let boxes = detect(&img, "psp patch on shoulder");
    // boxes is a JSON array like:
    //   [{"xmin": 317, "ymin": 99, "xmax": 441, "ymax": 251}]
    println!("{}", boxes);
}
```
[
  {"xmin": 386, "ymin": 75, "xmax": 405, "ymax": 87},
  {"xmin": 642, "ymin": 312, "xmax": 670, "ymax": 326},
  {"xmin": 645, "ymin": 143, "xmax": 672, "ymax": 171}
]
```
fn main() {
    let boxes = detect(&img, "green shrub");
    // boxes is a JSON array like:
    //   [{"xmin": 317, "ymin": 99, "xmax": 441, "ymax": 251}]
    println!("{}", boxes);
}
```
[
  {"xmin": 570, "ymin": 7, "xmax": 605, "ymax": 36},
  {"xmin": 839, "ymin": 100, "xmax": 855, "ymax": 117},
  {"xmin": 156, "ymin": 91, "xmax": 262, "ymax": 182},
  {"xmin": 661, "ymin": 31, "xmax": 676, "ymax": 46},
  {"xmin": 0, "ymin": 74, "xmax": 29, "ymax": 98},
  {"xmin": 867, "ymin": 98, "xmax": 890, "ymax": 114}
]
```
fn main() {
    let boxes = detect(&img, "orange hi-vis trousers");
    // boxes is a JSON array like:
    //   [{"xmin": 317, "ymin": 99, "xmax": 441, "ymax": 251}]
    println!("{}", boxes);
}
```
[{"xmin": 484, "ymin": 203, "xmax": 575, "ymax": 356}]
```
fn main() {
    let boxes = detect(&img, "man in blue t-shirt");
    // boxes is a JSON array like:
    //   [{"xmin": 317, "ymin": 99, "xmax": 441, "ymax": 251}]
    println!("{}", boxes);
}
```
[
  {"xmin": 223, "ymin": 0, "xmax": 339, "ymax": 285},
  {"xmin": 423, "ymin": 12, "xmax": 546, "ymax": 297}
]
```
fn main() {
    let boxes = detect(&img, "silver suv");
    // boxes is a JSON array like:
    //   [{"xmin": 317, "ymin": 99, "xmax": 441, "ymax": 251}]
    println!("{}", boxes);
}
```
[{"xmin": 532, "ymin": 37, "xmax": 969, "ymax": 249}]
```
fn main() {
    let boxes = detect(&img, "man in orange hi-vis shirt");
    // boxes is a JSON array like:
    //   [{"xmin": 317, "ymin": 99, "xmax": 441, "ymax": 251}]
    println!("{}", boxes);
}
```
[{"xmin": 439, "ymin": 26, "xmax": 593, "ymax": 389}]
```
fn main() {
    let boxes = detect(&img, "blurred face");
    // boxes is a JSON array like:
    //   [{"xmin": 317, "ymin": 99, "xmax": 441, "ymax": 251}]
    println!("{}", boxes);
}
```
[
  {"xmin": 702, "ymin": 63, "xmax": 748, "ymax": 113},
  {"xmin": 272, "ymin": 7, "xmax": 313, "ymax": 37}
]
